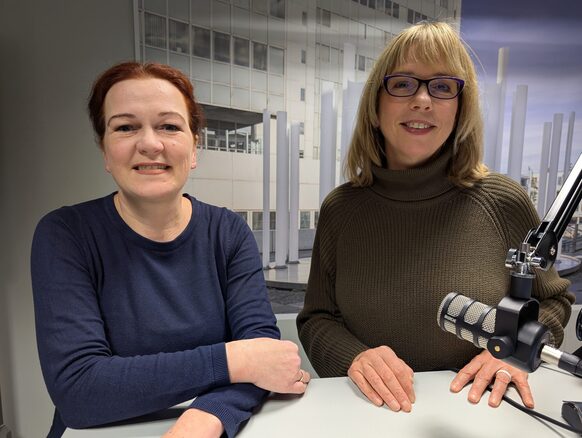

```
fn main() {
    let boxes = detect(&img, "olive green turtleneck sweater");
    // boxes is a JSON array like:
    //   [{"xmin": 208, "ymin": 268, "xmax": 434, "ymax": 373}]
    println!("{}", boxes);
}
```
[{"xmin": 297, "ymin": 149, "xmax": 574, "ymax": 376}]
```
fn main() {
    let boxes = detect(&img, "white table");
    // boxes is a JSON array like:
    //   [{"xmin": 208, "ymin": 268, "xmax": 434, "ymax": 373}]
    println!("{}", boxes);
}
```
[{"xmin": 63, "ymin": 365, "xmax": 582, "ymax": 437}]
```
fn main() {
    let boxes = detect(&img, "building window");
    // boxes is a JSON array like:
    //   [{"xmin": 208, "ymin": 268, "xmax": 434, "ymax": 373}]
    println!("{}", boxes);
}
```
[
  {"xmin": 251, "ymin": 212, "xmax": 263, "ymax": 230},
  {"xmin": 407, "ymin": 8, "xmax": 414, "ymax": 24},
  {"xmin": 145, "ymin": 13, "xmax": 166, "ymax": 49},
  {"xmin": 301, "ymin": 49, "xmax": 306, "ymax": 64},
  {"xmin": 440, "ymin": 0, "xmax": 449, "ymax": 8},
  {"xmin": 169, "ymin": 19, "xmax": 188, "ymax": 54},
  {"xmin": 269, "ymin": 211, "xmax": 277, "ymax": 229},
  {"xmin": 392, "ymin": 2, "xmax": 399, "ymax": 18},
  {"xmin": 234, "ymin": 37, "xmax": 250, "ymax": 67},
  {"xmin": 360, "ymin": 0, "xmax": 367, "ymax": 5},
  {"xmin": 357, "ymin": 54, "xmax": 366, "ymax": 71},
  {"xmin": 314, "ymin": 211, "xmax": 320, "ymax": 228},
  {"xmin": 299, "ymin": 121, "xmax": 304, "ymax": 134},
  {"xmin": 270, "ymin": 0, "xmax": 285, "ymax": 19},
  {"xmin": 385, "ymin": 0, "xmax": 392, "ymax": 15},
  {"xmin": 414, "ymin": 11, "xmax": 422, "ymax": 23},
  {"xmin": 300, "ymin": 211, "xmax": 311, "ymax": 229},
  {"xmin": 213, "ymin": 31, "xmax": 231, "ymax": 63},
  {"xmin": 269, "ymin": 46, "xmax": 284, "ymax": 75},
  {"xmin": 319, "ymin": 43, "xmax": 330, "ymax": 62},
  {"xmin": 300, "ymin": 87, "xmax": 305, "ymax": 101},
  {"xmin": 302, "ymin": 11, "xmax": 307, "ymax": 25},
  {"xmin": 253, "ymin": 42, "xmax": 268, "ymax": 71},
  {"xmin": 192, "ymin": 26, "xmax": 211, "ymax": 58},
  {"xmin": 235, "ymin": 211, "xmax": 248, "ymax": 223},
  {"xmin": 316, "ymin": 8, "xmax": 331, "ymax": 27},
  {"xmin": 368, "ymin": 0, "xmax": 376, "ymax": 9}
]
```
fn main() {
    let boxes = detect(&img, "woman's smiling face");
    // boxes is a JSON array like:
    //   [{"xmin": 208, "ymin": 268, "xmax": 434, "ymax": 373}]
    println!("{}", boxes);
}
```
[{"xmin": 378, "ymin": 60, "xmax": 460, "ymax": 170}]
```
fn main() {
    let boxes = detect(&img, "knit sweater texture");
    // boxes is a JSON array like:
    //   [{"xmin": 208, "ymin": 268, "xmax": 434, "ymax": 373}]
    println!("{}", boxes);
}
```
[
  {"xmin": 297, "ymin": 147, "xmax": 574, "ymax": 377},
  {"xmin": 31, "ymin": 193, "xmax": 279, "ymax": 437}
]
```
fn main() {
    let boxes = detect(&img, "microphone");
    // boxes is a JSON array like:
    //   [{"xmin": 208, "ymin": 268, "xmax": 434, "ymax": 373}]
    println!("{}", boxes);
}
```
[
  {"xmin": 437, "ymin": 292, "xmax": 497, "ymax": 350},
  {"xmin": 437, "ymin": 292, "xmax": 582, "ymax": 377}
]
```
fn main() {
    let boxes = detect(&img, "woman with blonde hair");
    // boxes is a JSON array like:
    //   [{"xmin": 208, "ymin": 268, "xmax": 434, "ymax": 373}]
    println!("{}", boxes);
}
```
[{"xmin": 298, "ymin": 21, "xmax": 572, "ymax": 413}]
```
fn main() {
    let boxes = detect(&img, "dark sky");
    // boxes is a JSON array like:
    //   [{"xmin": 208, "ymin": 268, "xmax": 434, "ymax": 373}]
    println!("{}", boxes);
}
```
[{"xmin": 460, "ymin": 0, "xmax": 582, "ymax": 173}]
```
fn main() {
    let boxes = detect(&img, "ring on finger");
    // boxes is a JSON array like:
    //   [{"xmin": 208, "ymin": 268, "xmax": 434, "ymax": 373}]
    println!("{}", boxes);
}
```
[
  {"xmin": 495, "ymin": 369, "xmax": 512, "ymax": 383},
  {"xmin": 296, "ymin": 370, "xmax": 305, "ymax": 383}
]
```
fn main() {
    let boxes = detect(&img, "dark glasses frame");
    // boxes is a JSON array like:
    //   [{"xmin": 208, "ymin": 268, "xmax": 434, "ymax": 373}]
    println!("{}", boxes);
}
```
[{"xmin": 382, "ymin": 75, "xmax": 465, "ymax": 100}]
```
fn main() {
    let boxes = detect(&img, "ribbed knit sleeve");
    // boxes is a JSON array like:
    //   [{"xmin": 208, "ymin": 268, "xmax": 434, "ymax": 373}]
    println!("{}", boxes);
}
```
[
  {"xmin": 480, "ymin": 174, "xmax": 574, "ymax": 346},
  {"xmin": 297, "ymin": 185, "xmax": 371, "ymax": 376}
]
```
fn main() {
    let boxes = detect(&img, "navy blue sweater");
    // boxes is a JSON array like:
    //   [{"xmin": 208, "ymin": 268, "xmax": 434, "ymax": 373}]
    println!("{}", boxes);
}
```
[{"xmin": 31, "ymin": 193, "xmax": 280, "ymax": 437}]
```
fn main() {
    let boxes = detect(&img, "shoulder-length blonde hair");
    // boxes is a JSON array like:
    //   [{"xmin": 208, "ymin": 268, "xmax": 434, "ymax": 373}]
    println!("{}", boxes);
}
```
[{"xmin": 345, "ymin": 21, "xmax": 487, "ymax": 187}]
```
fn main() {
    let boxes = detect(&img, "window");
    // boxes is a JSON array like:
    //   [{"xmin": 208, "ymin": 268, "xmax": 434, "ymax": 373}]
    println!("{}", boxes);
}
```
[
  {"xmin": 234, "ymin": 37, "xmax": 250, "ymax": 67},
  {"xmin": 302, "ymin": 11, "xmax": 307, "ymax": 25},
  {"xmin": 319, "ymin": 44, "xmax": 330, "ymax": 62},
  {"xmin": 300, "ymin": 211, "xmax": 311, "ymax": 229},
  {"xmin": 301, "ymin": 49, "xmax": 306, "ymax": 64},
  {"xmin": 270, "ymin": 0, "xmax": 285, "ymax": 19},
  {"xmin": 414, "ymin": 11, "xmax": 421, "ymax": 23},
  {"xmin": 192, "ymin": 26, "xmax": 210, "ymax": 58},
  {"xmin": 316, "ymin": 8, "xmax": 330, "ymax": 27},
  {"xmin": 314, "ymin": 211, "xmax": 320, "ymax": 228},
  {"xmin": 440, "ymin": 0, "xmax": 449, "ymax": 8},
  {"xmin": 169, "ymin": 19, "xmax": 188, "ymax": 54},
  {"xmin": 270, "ymin": 211, "xmax": 277, "ymax": 230},
  {"xmin": 252, "ymin": 212, "xmax": 263, "ymax": 231},
  {"xmin": 322, "ymin": 9, "xmax": 331, "ymax": 27},
  {"xmin": 269, "ymin": 46, "xmax": 284, "ymax": 75},
  {"xmin": 253, "ymin": 42, "xmax": 268, "ymax": 70},
  {"xmin": 235, "ymin": 211, "xmax": 248, "ymax": 223},
  {"xmin": 213, "ymin": 31, "xmax": 231, "ymax": 63},
  {"xmin": 392, "ymin": 2, "xmax": 399, "ymax": 18},
  {"xmin": 368, "ymin": 0, "xmax": 376, "ymax": 9},
  {"xmin": 300, "ymin": 88, "xmax": 305, "ymax": 101},
  {"xmin": 407, "ymin": 8, "xmax": 414, "ymax": 24},
  {"xmin": 145, "ymin": 13, "xmax": 166, "ymax": 49},
  {"xmin": 357, "ymin": 54, "xmax": 366, "ymax": 71},
  {"xmin": 385, "ymin": 0, "xmax": 392, "ymax": 15},
  {"xmin": 299, "ymin": 122, "xmax": 304, "ymax": 134}
]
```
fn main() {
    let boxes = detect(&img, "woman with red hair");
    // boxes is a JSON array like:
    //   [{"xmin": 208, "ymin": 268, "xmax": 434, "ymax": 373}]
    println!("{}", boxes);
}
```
[{"xmin": 31, "ymin": 62, "xmax": 310, "ymax": 438}]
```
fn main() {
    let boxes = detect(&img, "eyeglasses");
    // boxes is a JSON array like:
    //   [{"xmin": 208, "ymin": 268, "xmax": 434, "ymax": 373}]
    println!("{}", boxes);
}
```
[{"xmin": 382, "ymin": 75, "xmax": 465, "ymax": 99}]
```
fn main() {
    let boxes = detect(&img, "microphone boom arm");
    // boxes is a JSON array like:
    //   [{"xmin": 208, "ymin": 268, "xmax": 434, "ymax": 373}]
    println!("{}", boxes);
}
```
[{"xmin": 489, "ymin": 152, "xmax": 582, "ymax": 373}]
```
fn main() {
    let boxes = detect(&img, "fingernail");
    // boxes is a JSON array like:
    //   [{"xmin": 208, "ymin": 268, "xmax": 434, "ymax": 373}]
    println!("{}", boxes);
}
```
[
  {"xmin": 402, "ymin": 402, "xmax": 412, "ymax": 412},
  {"xmin": 389, "ymin": 401, "xmax": 401, "ymax": 412}
]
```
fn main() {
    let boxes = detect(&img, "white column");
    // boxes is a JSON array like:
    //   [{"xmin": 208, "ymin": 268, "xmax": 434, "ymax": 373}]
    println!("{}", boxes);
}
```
[
  {"xmin": 275, "ymin": 111, "xmax": 289, "ymax": 269},
  {"xmin": 288, "ymin": 122, "xmax": 300, "ymax": 264},
  {"xmin": 319, "ymin": 83, "xmax": 337, "ymax": 206},
  {"xmin": 507, "ymin": 85, "xmax": 528, "ymax": 182},
  {"xmin": 494, "ymin": 47, "xmax": 509, "ymax": 172},
  {"xmin": 546, "ymin": 113, "xmax": 564, "ymax": 208},
  {"xmin": 537, "ymin": 122, "xmax": 552, "ymax": 218},
  {"xmin": 563, "ymin": 111, "xmax": 576, "ymax": 179},
  {"xmin": 261, "ymin": 110, "xmax": 271, "ymax": 269},
  {"xmin": 483, "ymin": 82, "xmax": 500, "ymax": 170},
  {"xmin": 340, "ymin": 80, "xmax": 364, "ymax": 184}
]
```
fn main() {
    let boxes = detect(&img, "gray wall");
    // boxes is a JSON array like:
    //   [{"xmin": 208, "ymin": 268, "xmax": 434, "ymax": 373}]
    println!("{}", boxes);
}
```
[{"xmin": 0, "ymin": 1, "xmax": 134, "ymax": 436}]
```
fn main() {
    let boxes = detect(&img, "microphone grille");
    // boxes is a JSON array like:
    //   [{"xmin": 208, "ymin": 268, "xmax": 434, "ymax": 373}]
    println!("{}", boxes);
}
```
[{"xmin": 438, "ymin": 292, "xmax": 496, "ymax": 349}]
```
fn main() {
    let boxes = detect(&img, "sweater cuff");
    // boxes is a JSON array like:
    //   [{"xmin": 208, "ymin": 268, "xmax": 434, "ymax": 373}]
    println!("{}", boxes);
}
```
[
  {"xmin": 189, "ymin": 399, "xmax": 238, "ymax": 438},
  {"xmin": 211, "ymin": 342, "xmax": 231, "ymax": 385}
]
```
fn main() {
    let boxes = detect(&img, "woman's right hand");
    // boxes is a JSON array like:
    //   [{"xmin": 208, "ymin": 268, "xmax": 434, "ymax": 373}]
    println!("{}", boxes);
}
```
[
  {"xmin": 225, "ymin": 338, "xmax": 310, "ymax": 394},
  {"xmin": 348, "ymin": 346, "xmax": 415, "ymax": 412}
]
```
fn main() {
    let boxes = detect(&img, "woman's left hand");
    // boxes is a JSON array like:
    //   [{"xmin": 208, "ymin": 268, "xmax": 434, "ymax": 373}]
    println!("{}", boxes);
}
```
[
  {"xmin": 450, "ymin": 350, "xmax": 534, "ymax": 408},
  {"xmin": 162, "ymin": 408, "xmax": 224, "ymax": 438}
]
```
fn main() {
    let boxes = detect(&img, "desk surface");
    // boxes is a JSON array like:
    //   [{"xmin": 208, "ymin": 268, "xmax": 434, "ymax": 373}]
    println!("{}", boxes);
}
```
[{"xmin": 64, "ymin": 365, "xmax": 581, "ymax": 438}]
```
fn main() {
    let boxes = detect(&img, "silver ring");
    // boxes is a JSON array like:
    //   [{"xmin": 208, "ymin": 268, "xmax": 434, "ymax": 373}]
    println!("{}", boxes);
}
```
[{"xmin": 495, "ymin": 369, "xmax": 512, "ymax": 383}]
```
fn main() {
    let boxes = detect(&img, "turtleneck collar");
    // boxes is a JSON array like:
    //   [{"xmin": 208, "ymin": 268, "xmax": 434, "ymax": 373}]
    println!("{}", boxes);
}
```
[{"xmin": 369, "ymin": 145, "xmax": 456, "ymax": 201}]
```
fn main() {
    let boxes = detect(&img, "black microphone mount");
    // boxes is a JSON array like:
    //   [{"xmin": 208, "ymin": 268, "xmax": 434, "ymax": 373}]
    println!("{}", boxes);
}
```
[{"xmin": 487, "ymin": 151, "xmax": 582, "ymax": 375}]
